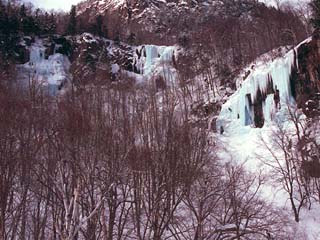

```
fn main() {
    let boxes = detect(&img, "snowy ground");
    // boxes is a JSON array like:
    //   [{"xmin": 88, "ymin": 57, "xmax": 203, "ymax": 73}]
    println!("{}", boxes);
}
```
[{"xmin": 215, "ymin": 111, "xmax": 320, "ymax": 239}]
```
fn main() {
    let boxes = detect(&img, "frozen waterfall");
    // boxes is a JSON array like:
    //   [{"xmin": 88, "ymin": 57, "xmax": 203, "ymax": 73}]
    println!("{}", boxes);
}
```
[
  {"xmin": 134, "ymin": 45, "xmax": 177, "ymax": 84},
  {"xmin": 217, "ymin": 39, "xmax": 311, "ymax": 132},
  {"xmin": 16, "ymin": 39, "xmax": 70, "ymax": 95}
]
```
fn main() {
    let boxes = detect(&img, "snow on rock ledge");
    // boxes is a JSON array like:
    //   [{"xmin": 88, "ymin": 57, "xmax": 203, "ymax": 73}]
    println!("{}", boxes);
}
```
[{"xmin": 217, "ymin": 38, "xmax": 311, "ymax": 132}]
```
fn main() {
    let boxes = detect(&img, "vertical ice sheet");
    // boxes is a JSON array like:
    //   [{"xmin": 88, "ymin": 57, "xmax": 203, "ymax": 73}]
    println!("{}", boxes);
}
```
[
  {"xmin": 17, "ymin": 39, "xmax": 71, "ymax": 95},
  {"xmin": 133, "ymin": 44, "xmax": 177, "ymax": 84},
  {"xmin": 263, "ymin": 94, "xmax": 275, "ymax": 122},
  {"xmin": 29, "ymin": 45, "xmax": 46, "ymax": 64},
  {"xmin": 144, "ymin": 45, "xmax": 159, "ymax": 75},
  {"xmin": 217, "ymin": 49, "xmax": 296, "ymax": 131}
]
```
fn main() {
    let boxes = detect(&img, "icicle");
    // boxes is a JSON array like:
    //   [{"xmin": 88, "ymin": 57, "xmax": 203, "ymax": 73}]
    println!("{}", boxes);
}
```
[
  {"xmin": 144, "ymin": 45, "xmax": 159, "ymax": 74},
  {"xmin": 217, "ymin": 46, "xmax": 298, "ymax": 131}
]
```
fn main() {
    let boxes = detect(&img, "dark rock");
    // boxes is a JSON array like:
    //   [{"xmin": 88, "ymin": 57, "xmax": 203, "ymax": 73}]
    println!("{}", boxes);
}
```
[
  {"xmin": 253, "ymin": 88, "xmax": 265, "ymax": 128},
  {"xmin": 14, "ymin": 44, "xmax": 30, "ymax": 64},
  {"xmin": 53, "ymin": 35, "xmax": 67, "ymax": 45},
  {"xmin": 293, "ymin": 35, "xmax": 320, "ymax": 117},
  {"xmin": 53, "ymin": 36, "xmax": 73, "ymax": 57},
  {"xmin": 45, "ymin": 43, "xmax": 55, "ymax": 59},
  {"xmin": 23, "ymin": 36, "xmax": 34, "ymax": 46},
  {"xmin": 302, "ymin": 158, "xmax": 320, "ymax": 178}
]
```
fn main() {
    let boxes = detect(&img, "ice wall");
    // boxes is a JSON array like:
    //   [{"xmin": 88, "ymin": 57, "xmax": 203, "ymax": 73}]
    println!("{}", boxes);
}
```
[
  {"xmin": 134, "ymin": 45, "xmax": 177, "ymax": 83},
  {"xmin": 217, "ymin": 44, "xmax": 303, "ymax": 131},
  {"xmin": 17, "ymin": 39, "xmax": 70, "ymax": 94},
  {"xmin": 29, "ymin": 45, "xmax": 46, "ymax": 64},
  {"xmin": 144, "ymin": 45, "xmax": 159, "ymax": 75}
]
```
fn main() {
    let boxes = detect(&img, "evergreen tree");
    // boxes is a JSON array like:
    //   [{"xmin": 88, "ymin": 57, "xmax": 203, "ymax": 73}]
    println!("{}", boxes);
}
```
[
  {"xmin": 8, "ymin": 13, "xmax": 19, "ymax": 34},
  {"xmin": 4, "ymin": 1, "xmax": 18, "ymax": 34},
  {"xmin": 19, "ymin": 4, "xmax": 26, "ymax": 19},
  {"xmin": 40, "ymin": 12, "xmax": 56, "ymax": 35},
  {"xmin": 22, "ymin": 16, "xmax": 38, "ymax": 34},
  {"xmin": 310, "ymin": 0, "xmax": 320, "ymax": 30},
  {"xmin": 127, "ymin": 32, "xmax": 136, "ymax": 45},
  {"xmin": 19, "ymin": 4, "xmax": 38, "ymax": 34},
  {"xmin": 96, "ymin": 14, "xmax": 103, "ymax": 36},
  {"xmin": 34, "ymin": 8, "xmax": 43, "ymax": 34},
  {"xmin": 48, "ymin": 13, "xmax": 57, "ymax": 35},
  {"xmin": 0, "ymin": 0, "xmax": 7, "ymax": 35},
  {"xmin": 114, "ymin": 31, "xmax": 120, "ymax": 45},
  {"xmin": 67, "ymin": 5, "xmax": 77, "ymax": 35}
]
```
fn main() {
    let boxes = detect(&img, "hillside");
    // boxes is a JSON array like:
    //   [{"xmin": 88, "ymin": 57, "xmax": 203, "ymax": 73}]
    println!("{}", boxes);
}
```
[
  {"xmin": 3, "ymin": 29, "xmax": 320, "ymax": 240},
  {"xmin": 217, "ymin": 35, "xmax": 320, "ymax": 238},
  {"xmin": 1, "ymin": 0, "xmax": 320, "ymax": 239}
]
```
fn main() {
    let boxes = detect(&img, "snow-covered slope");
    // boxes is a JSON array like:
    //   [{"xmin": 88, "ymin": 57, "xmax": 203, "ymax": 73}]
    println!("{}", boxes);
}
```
[
  {"xmin": 77, "ymin": 0, "xmax": 215, "ymax": 16},
  {"xmin": 77, "ymin": 0, "xmax": 201, "ymax": 38},
  {"xmin": 217, "ymin": 118, "xmax": 320, "ymax": 239}
]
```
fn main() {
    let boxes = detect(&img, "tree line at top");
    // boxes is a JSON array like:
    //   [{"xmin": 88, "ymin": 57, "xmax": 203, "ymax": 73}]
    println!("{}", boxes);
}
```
[
  {"xmin": 0, "ymin": 0, "xmax": 320, "ymax": 39},
  {"xmin": 0, "ymin": 1, "xmax": 108, "ymax": 40}
]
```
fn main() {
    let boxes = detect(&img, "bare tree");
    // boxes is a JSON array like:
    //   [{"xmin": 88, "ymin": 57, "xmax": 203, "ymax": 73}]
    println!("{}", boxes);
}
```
[{"xmin": 259, "ymin": 105, "xmax": 311, "ymax": 222}]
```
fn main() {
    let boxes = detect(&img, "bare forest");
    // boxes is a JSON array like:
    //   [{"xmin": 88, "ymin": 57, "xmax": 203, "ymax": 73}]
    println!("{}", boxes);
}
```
[{"xmin": 1, "ymin": 0, "xmax": 320, "ymax": 239}]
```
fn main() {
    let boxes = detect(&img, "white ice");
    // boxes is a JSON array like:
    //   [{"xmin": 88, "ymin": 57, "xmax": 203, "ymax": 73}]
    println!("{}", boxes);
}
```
[
  {"xmin": 217, "ymin": 38, "xmax": 311, "ymax": 132},
  {"xmin": 134, "ymin": 44, "xmax": 178, "ymax": 84},
  {"xmin": 17, "ymin": 38, "xmax": 71, "ymax": 94}
]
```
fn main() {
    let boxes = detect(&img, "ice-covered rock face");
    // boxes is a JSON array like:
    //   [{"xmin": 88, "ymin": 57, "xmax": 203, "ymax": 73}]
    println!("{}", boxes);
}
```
[
  {"xmin": 217, "ymin": 38, "xmax": 313, "ymax": 132},
  {"xmin": 15, "ymin": 34, "xmax": 178, "ymax": 92},
  {"xmin": 133, "ymin": 45, "xmax": 177, "ymax": 83},
  {"xmin": 16, "ymin": 39, "xmax": 71, "ymax": 95}
]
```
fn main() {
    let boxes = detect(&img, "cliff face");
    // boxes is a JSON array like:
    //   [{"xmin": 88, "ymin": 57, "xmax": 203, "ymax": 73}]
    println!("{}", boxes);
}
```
[
  {"xmin": 292, "ymin": 32, "xmax": 320, "ymax": 117},
  {"xmin": 15, "ymin": 32, "xmax": 320, "ymax": 128},
  {"xmin": 75, "ymin": 0, "xmax": 261, "ymax": 44},
  {"xmin": 14, "ymin": 33, "xmax": 179, "ymax": 95}
]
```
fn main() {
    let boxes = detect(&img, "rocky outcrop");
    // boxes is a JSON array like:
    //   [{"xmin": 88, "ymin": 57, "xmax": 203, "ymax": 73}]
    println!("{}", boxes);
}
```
[
  {"xmin": 14, "ymin": 43, "xmax": 30, "ymax": 64},
  {"xmin": 75, "ymin": 0, "xmax": 228, "ymax": 41},
  {"xmin": 70, "ymin": 33, "xmax": 111, "ymax": 85},
  {"xmin": 291, "ymin": 32, "xmax": 320, "ymax": 117},
  {"xmin": 52, "ymin": 36, "xmax": 73, "ymax": 57},
  {"xmin": 13, "ymin": 37, "xmax": 35, "ymax": 64}
]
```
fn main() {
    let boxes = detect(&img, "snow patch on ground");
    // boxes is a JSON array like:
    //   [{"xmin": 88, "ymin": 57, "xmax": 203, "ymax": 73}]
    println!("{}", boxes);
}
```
[{"xmin": 216, "ymin": 108, "xmax": 320, "ymax": 239}]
